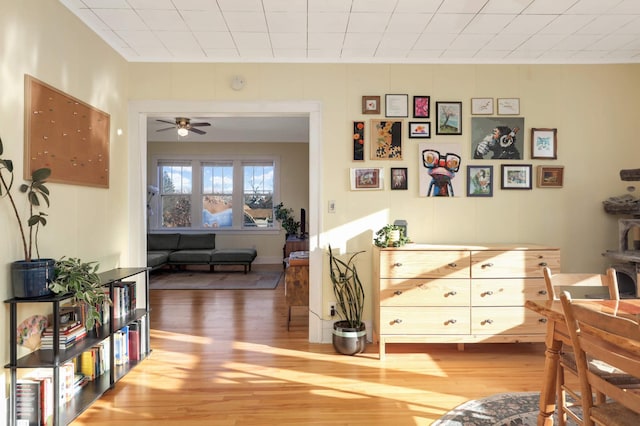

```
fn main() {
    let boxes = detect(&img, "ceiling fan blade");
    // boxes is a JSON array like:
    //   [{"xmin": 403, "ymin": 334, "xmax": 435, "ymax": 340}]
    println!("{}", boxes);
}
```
[
  {"xmin": 189, "ymin": 127, "xmax": 206, "ymax": 135},
  {"xmin": 156, "ymin": 119, "xmax": 176, "ymax": 125},
  {"xmin": 190, "ymin": 122, "xmax": 211, "ymax": 127},
  {"xmin": 156, "ymin": 127, "xmax": 175, "ymax": 132}
]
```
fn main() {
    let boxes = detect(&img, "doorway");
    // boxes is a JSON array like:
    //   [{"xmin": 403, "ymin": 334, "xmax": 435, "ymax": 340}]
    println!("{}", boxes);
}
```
[{"xmin": 128, "ymin": 100, "xmax": 323, "ymax": 342}]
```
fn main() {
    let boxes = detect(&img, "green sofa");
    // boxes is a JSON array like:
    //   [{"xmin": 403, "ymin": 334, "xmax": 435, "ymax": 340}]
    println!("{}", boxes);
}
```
[{"xmin": 147, "ymin": 233, "xmax": 257, "ymax": 273}]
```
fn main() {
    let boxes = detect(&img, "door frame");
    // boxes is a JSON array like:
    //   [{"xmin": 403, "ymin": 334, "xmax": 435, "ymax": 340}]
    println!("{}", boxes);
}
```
[{"xmin": 128, "ymin": 99, "xmax": 323, "ymax": 342}]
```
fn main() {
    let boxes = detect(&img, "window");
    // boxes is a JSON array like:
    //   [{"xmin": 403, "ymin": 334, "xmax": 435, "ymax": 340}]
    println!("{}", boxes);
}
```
[
  {"xmin": 153, "ymin": 158, "xmax": 276, "ymax": 231},
  {"xmin": 243, "ymin": 163, "xmax": 274, "ymax": 228},
  {"xmin": 160, "ymin": 163, "xmax": 192, "ymax": 228}
]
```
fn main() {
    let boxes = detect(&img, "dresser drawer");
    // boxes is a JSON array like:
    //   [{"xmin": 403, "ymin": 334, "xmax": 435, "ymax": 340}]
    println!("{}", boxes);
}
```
[
  {"xmin": 380, "ymin": 278, "xmax": 470, "ymax": 307},
  {"xmin": 379, "ymin": 307, "xmax": 470, "ymax": 334},
  {"xmin": 471, "ymin": 278, "xmax": 548, "ymax": 306},
  {"xmin": 471, "ymin": 250, "xmax": 560, "ymax": 278},
  {"xmin": 471, "ymin": 307, "xmax": 547, "ymax": 335},
  {"xmin": 379, "ymin": 250, "xmax": 470, "ymax": 278}
]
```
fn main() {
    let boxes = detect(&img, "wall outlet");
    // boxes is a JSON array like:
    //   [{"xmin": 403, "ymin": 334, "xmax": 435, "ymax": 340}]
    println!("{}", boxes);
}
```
[{"xmin": 328, "ymin": 302, "xmax": 337, "ymax": 317}]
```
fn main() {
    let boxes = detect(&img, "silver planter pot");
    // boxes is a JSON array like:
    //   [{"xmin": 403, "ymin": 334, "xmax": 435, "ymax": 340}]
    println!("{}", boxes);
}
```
[{"xmin": 332, "ymin": 320, "xmax": 366, "ymax": 355}]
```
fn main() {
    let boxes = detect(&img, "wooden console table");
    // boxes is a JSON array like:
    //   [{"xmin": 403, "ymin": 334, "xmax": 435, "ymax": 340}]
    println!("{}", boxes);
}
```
[{"xmin": 285, "ymin": 252, "xmax": 309, "ymax": 330}]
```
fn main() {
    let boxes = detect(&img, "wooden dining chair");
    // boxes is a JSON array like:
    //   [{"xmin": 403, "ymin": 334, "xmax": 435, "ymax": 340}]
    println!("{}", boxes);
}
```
[
  {"xmin": 560, "ymin": 292, "xmax": 640, "ymax": 426},
  {"xmin": 543, "ymin": 267, "xmax": 624, "ymax": 425}
]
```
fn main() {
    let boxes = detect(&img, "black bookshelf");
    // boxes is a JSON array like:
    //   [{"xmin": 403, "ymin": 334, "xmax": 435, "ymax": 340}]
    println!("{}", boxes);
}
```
[{"xmin": 5, "ymin": 267, "xmax": 150, "ymax": 426}]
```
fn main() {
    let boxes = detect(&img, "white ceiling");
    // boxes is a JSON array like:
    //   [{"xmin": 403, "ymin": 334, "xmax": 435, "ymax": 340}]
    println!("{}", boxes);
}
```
[{"xmin": 61, "ymin": 0, "xmax": 640, "ymax": 65}]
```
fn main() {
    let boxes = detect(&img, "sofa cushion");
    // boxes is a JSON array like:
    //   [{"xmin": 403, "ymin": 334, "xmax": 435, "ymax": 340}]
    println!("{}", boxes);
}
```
[
  {"xmin": 147, "ymin": 251, "xmax": 171, "ymax": 268},
  {"xmin": 210, "ymin": 248, "xmax": 257, "ymax": 263},
  {"xmin": 148, "ymin": 233, "xmax": 180, "ymax": 251},
  {"xmin": 178, "ymin": 233, "xmax": 216, "ymax": 250},
  {"xmin": 169, "ymin": 249, "xmax": 215, "ymax": 264}
]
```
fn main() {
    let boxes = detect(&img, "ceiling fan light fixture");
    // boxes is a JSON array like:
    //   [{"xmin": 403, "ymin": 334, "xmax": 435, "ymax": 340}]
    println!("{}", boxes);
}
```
[{"xmin": 177, "ymin": 127, "xmax": 189, "ymax": 137}]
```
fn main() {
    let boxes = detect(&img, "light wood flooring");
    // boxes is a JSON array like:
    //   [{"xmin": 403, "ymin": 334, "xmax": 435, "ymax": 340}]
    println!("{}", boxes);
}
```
[{"xmin": 72, "ymin": 264, "xmax": 548, "ymax": 425}]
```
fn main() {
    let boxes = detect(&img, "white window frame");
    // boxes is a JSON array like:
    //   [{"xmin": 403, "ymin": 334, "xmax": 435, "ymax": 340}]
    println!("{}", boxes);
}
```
[{"xmin": 149, "ymin": 154, "xmax": 280, "ymax": 233}]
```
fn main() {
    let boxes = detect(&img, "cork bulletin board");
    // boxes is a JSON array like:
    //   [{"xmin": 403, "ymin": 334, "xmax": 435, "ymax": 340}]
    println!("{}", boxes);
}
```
[{"xmin": 24, "ymin": 75, "xmax": 110, "ymax": 188}]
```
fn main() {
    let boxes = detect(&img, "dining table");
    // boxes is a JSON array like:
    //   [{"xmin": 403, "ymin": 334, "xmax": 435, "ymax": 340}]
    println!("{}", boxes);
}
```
[{"xmin": 524, "ymin": 298, "xmax": 640, "ymax": 426}]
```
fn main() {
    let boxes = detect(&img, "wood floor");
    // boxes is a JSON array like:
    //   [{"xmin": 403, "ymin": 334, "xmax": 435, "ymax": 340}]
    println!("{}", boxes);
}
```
[{"xmin": 72, "ymin": 264, "xmax": 548, "ymax": 425}]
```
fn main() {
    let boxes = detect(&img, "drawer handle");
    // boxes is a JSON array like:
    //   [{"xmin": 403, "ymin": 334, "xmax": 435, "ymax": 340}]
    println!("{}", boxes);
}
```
[
  {"xmin": 481, "ymin": 291, "xmax": 494, "ymax": 297},
  {"xmin": 538, "ymin": 290, "xmax": 548, "ymax": 296},
  {"xmin": 445, "ymin": 319, "xmax": 457, "ymax": 325},
  {"xmin": 539, "ymin": 318, "xmax": 547, "ymax": 324},
  {"xmin": 482, "ymin": 262, "xmax": 494, "ymax": 268},
  {"xmin": 481, "ymin": 319, "xmax": 494, "ymax": 325},
  {"xmin": 392, "ymin": 319, "xmax": 403, "ymax": 324},
  {"xmin": 445, "ymin": 291, "xmax": 457, "ymax": 297},
  {"xmin": 393, "ymin": 262, "xmax": 403, "ymax": 267},
  {"xmin": 394, "ymin": 290, "xmax": 403, "ymax": 296},
  {"xmin": 538, "ymin": 262, "xmax": 548, "ymax": 267},
  {"xmin": 448, "ymin": 262, "xmax": 457, "ymax": 268}
]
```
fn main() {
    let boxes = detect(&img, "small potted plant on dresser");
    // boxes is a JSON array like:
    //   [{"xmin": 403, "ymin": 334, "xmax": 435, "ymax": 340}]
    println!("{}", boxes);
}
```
[
  {"xmin": 328, "ymin": 245, "xmax": 366, "ymax": 355},
  {"xmin": 0, "ymin": 136, "xmax": 54, "ymax": 298},
  {"xmin": 374, "ymin": 224, "xmax": 409, "ymax": 248}
]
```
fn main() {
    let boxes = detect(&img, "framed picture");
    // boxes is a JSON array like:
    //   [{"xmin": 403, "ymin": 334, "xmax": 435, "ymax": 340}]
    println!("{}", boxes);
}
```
[
  {"xmin": 501, "ymin": 164, "xmax": 532, "ymax": 190},
  {"xmin": 408, "ymin": 122, "xmax": 430, "ymax": 138},
  {"xmin": 353, "ymin": 121, "xmax": 364, "ymax": 161},
  {"xmin": 497, "ymin": 98, "xmax": 520, "ymax": 115},
  {"xmin": 471, "ymin": 117, "xmax": 525, "ymax": 160},
  {"xmin": 467, "ymin": 165, "xmax": 493, "ymax": 197},
  {"xmin": 350, "ymin": 167, "xmax": 384, "ymax": 190},
  {"xmin": 385, "ymin": 94, "xmax": 409, "ymax": 117},
  {"xmin": 362, "ymin": 96, "xmax": 380, "ymax": 114},
  {"xmin": 436, "ymin": 101, "xmax": 462, "ymax": 135},
  {"xmin": 419, "ymin": 142, "xmax": 463, "ymax": 197},
  {"xmin": 370, "ymin": 119, "xmax": 403, "ymax": 160},
  {"xmin": 471, "ymin": 98, "xmax": 494, "ymax": 115},
  {"xmin": 531, "ymin": 128, "xmax": 558, "ymax": 159},
  {"xmin": 537, "ymin": 166, "xmax": 564, "ymax": 188},
  {"xmin": 413, "ymin": 96, "xmax": 430, "ymax": 118},
  {"xmin": 391, "ymin": 167, "xmax": 408, "ymax": 190}
]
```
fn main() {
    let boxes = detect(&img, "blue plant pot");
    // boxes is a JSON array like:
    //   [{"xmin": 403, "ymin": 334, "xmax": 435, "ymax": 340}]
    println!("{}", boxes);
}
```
[{"xmin": 11, "ymin": 259, "xmax": 56, "ymax": 298}]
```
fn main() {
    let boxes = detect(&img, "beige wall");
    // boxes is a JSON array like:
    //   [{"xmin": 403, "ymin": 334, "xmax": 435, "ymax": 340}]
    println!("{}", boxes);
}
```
[
  {"xmin": 1, "ymin": 0, "xmax": 130, "ymax": 405},
  {"xmin": 129, "ymin": 62, "xmax": 640, "ymax": 330},
  {"xmin": 147, "ymin": 141, "xmax": 309, "ymax": 262}
]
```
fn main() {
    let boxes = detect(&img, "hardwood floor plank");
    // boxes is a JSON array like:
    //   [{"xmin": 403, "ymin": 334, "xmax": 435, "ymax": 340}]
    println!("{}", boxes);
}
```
[{"xmin": 71, "ymin": 265, "xmax": 546, "ymax": 425}]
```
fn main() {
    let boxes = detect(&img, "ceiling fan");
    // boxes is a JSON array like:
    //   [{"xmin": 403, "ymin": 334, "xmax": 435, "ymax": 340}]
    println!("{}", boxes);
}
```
[{"xmin": 156, "ymin": 117, "xmax": 211, "ymax": 136}]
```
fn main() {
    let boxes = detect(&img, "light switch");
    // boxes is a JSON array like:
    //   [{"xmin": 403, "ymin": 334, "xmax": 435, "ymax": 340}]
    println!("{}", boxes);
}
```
[{"xmin": 328, "ymin": 200, "xmax": 336, "ymax": 213}]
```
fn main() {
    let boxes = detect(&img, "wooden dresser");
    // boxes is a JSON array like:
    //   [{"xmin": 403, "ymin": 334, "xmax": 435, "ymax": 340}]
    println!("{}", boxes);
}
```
[{"xmin": 372, "ymin": 244, "xmax": 560, "ymax": 359}]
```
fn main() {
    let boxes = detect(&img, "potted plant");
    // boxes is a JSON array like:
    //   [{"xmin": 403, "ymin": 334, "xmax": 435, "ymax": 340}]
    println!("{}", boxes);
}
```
[
  {"xmin": 374, "ymin": 224, "xmax": 409, "ymax": 248},
  {"xmin": 0, "ymin": 136, "xmax": 54, "ymax": 298},
  {"xmin": 328, "ymin": 245, "xmax": 366, "ymax": 355},
  {"xmin": 274, "ymin": 202, "xmax": 300, "ymax": 237},
  {"xmin": 48, "ymin": 257, "xmax": 110, "ymax": 331}
]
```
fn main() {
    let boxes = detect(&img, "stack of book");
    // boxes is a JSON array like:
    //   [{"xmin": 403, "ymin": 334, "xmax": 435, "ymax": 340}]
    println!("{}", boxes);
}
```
[{"xmin": 40, "ymin": 321, "xmax": 87, "ymax": 350}]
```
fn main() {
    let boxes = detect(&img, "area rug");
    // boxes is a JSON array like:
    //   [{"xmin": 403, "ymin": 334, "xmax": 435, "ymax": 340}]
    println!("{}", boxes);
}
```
[
  {"xmin": 432, "ymin": 392, "xmax": 577, "ymax": 426},
  {"xmin": 150, "ymin": 269, "xmax": 283, "ymax": 290}
]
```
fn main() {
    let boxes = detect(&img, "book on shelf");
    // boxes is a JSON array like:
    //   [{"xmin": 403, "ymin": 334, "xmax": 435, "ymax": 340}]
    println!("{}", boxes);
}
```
[
  {"xmin": 16, "ymin": 379, "xmax": 41, "ymax": 426},
  {"xmin": 25, "ymin": 370, "xmax": 54, "ymax": 426},
  {"xmin": 114, "ymin": 326, "xmax": 130, "ymax": 366},
  {"xmin": 40, "ymin": 322, "xmax": 87, "ymax": 350},
  {"xmin": 128, "ymin": 321, "xmax": 141, "ymax": 361}
]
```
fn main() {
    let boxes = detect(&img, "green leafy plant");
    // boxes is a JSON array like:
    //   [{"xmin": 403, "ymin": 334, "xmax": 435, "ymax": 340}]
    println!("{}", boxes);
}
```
[
  {"xmin": 49, "ymin": 257, "xmax": 110, "ymax": 330},
  {"xmin": 374, "ymin": 224, "xmax": 409, "ymax": 248},
  {"xmin": 0, "ymin": 136, "xmax": 51, "ymax": 261},
  {"xmin": 328, "ymin": 245, "xmax": 365, "ymax": 329},
  {"xmin": 274, "ymin": 202, "xmax": 300, "ymax": 236}
]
